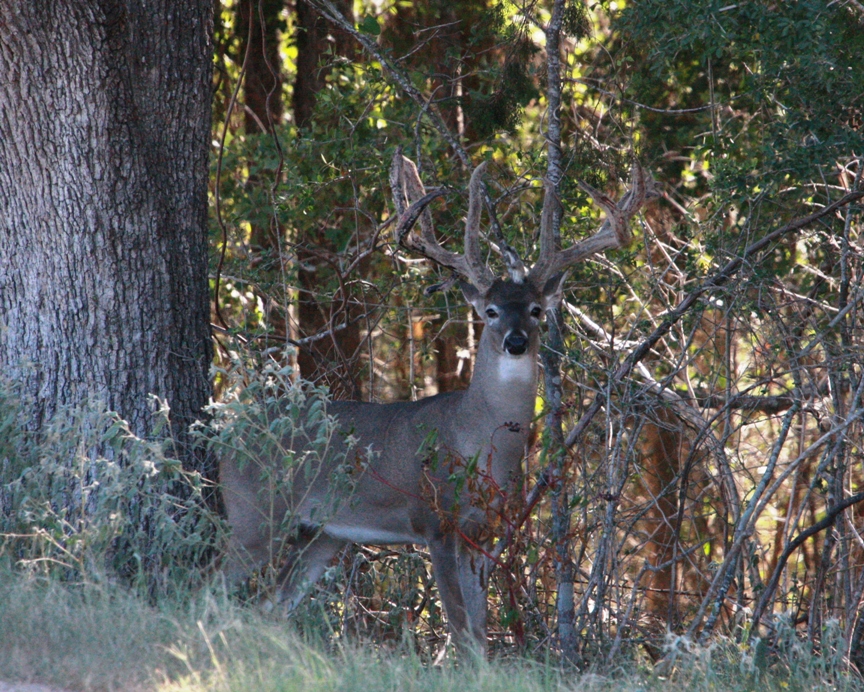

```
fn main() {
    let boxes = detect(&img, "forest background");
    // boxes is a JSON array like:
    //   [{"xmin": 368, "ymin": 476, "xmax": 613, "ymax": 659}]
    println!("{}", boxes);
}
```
[{"xmin": 1, "ymin": 0, "xmax": 863, "ymax": 688}]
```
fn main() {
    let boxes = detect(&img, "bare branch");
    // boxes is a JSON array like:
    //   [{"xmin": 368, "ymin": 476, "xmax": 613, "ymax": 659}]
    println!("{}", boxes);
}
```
[
  {"xmin": 306, "ymin": 0, "xmax": 529, "ymax": 282},
  {"xmin": 563, "ymin": 188, "xmax": 864, "ymax": 449},
  {"xmin": 749, "ymin": 491, "xmax": 864, "ymax": 638}
]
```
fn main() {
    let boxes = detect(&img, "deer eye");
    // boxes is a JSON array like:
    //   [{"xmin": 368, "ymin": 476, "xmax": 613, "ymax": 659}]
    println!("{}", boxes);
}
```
[
  {"xmin": 485, "ymin": 307, "xmax": 499, "ymax": 319},
  {"xmin": 530, "ymin": 306, "xmax": 542, "ymax": 318}
]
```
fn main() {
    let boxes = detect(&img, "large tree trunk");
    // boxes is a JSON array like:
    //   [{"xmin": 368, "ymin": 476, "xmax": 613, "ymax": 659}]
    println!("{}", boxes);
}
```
[{"xmin": 0, "ymin": 1, "xmax": 214, "ymax": 477}]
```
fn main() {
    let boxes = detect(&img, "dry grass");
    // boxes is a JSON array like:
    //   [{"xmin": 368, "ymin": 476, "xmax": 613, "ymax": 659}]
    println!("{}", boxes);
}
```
[{"xmin": 1, "ymin": 569, "xmax": 862, "ymax": 692}]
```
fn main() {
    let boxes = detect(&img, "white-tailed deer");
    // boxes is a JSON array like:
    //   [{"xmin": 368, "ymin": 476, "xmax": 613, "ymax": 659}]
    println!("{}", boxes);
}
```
[{"xmin": 220, "ymin": 151, "xmax": 648, "ymax": 656}]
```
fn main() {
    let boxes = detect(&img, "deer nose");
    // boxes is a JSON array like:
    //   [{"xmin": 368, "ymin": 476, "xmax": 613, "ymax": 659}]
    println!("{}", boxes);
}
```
[{"xmin": 504, "ymin": 331, "xmax": 528, "ymax": 355}]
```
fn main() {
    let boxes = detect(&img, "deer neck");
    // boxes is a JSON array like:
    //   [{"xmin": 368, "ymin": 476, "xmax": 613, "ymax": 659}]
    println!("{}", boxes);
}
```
[{"xmin": 463, "ymin": 329, "xmax": 538, "ymax": 424}]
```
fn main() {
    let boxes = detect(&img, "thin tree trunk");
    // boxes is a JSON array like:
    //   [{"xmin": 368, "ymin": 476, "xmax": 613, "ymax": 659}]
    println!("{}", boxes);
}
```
[
  {"xmin": 0, "ymin": 1, "xmax": 214, "ymax": 478},
  {"xmin": 293, "ymin": 0, "xmax": 353, "ymax": 128},
  {"xmin": 238, "ymin": 0, "xmax": 283, "ymax": 136},
  {"xmin": 236, "ymin": 0, "xmax": 290, "ymax": 342},
  {"xmin": 293, "ymin": 0, "xmax": 361, "ymax": 397},
  {"xmin": 539, "ymin": 0, "xmax": 576, "ymax": 658}
]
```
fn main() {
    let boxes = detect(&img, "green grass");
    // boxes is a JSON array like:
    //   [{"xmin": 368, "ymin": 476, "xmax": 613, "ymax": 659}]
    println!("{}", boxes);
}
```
[{"xmin": 0, "ymin": 569, "xmax": 861, "ymax": 692}]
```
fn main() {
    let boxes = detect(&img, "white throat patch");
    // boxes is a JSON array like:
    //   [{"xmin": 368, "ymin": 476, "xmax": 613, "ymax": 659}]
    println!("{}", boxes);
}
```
[{"xmin": 497, "ymin": 356, "xmax": 535, "ymax": 383}]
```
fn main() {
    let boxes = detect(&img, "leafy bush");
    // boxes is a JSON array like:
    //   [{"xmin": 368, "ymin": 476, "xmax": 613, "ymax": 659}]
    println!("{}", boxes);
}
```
[
  {"xmin": 0, "ymin": 379, "xmax": 220, "ymax": 594},
  {"xmin": 202, "ymin": 352, "xmax": 364, "ymax": 603}
]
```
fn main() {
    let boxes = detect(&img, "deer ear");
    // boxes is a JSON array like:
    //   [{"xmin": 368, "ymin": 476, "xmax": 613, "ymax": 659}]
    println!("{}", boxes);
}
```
[
  {"xmin": 459, "ymin": 280, "xmax": 484, "ymax": 312},
  {"xmin": 541, "ymin": 272, "xmax": 568, "ymax": 309}
]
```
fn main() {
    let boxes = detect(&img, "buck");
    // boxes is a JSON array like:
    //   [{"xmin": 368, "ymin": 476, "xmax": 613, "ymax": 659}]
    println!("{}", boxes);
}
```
[{"xmin": 220, "ymin": 151, "xmax": 648, "ymax": 655}]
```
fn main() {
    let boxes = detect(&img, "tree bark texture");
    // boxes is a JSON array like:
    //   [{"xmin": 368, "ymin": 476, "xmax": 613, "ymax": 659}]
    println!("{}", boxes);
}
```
[{"xmin": 0, "ymin": 1, "xmax": 214, "ymax": 474}]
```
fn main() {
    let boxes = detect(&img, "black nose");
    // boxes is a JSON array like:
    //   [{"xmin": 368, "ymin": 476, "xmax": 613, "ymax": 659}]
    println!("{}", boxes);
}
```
[{"xmin": 504, "ymin": 333, "xmax": 528, "ymax": 355}]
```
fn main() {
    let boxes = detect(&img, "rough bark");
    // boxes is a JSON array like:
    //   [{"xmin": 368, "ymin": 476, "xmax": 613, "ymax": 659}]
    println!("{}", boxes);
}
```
[
  {"xmin": 238, "ymin": 0, "xmax": 283, "ymax": 135},
  {"xmin": 0, "ymin": 1, "xmax": 214, "ymax": 476}
]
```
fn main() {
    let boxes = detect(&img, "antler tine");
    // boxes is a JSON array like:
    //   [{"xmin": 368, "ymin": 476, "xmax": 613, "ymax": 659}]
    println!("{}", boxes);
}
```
[
  {"xmin": 463, "ymin": 162, "xmax": 497, "ymax": 291},
  {"xmin": 390, "ymin": 150, "xmax": 495, "ymax": 293},
  {"xmin": 391, "ymin": 151, "xmax": 441, "ymax": 251},
  {"xmin": 482, "ymin": 185, "xmax": 527, "ymax": 283},
  {"xmin": 527, "ymin": 162, "xmax": 650, "ymax": 284}
]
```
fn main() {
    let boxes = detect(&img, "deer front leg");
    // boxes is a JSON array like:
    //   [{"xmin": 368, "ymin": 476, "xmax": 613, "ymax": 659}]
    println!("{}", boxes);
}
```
[
  {"xmin": 457, "ymin": 537, "xmax": 489, "ymax": 656},
  {"xmin": 428, "ymin": 532, "xmax": 487, "ymax": 658}
]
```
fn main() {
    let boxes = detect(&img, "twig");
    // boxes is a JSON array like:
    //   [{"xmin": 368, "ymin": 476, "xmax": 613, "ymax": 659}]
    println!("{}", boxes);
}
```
[
  {"xmin": 749, "ymin": 491, "xmax": 864, "ymax": 639},
  {"xmin": 213, "ymin": 14, "xmax": 254, "ymax": 330},
  {"xmin": 512, "ymin": 189, "xmax": 864, "ymax": 554},
  {"xmin": 306, "ymin": 0, "xmax": 524, "ymax": 277},
  {"xmin": 564, "ymin": 188, "xmax": 864, "ymax": 449}
]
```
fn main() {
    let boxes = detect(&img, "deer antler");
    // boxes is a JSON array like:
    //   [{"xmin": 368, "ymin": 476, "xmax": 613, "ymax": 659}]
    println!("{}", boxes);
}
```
[
  {"xmin": 392, "ymin": 150, "xmax": 651, "ymax": 292},
  {"xmin": 527, "ymin": 162, "xmax": 650, "ymax": 284},
  {"xmin": 391, "ymin": 150, "xmax": 496, "ymax": 293}
]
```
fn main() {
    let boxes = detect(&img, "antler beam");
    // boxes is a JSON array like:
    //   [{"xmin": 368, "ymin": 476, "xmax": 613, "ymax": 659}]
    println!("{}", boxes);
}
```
[
  {"xmin": 392, "ymin": 150, "xmax": 651, "ymax": 292},
  {"xmin": 391, "ymin": 150, "xmax": 496, "ymax": 293},
  {"xmin": 527, "ymin": 163, "xmax": 650, "ymax": 284}
]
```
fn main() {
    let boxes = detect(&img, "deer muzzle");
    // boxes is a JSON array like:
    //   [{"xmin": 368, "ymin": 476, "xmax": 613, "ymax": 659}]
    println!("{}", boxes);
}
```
[{"xmin": 503, "ymin": 331, "xmax": 529, "ymax": 355}]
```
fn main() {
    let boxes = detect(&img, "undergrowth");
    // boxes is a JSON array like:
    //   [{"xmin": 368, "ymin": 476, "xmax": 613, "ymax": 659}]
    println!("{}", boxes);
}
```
[
  {"xmin": 1, "ymin": 375, "xmax": 863, "ymax": 691},
  {"xmin": 1, "ymin": 567, "xmax": 863, "ymax": 692},
  {"xmin": 0, "ymin": 380, "xmax": 220, "ymax": 595}
]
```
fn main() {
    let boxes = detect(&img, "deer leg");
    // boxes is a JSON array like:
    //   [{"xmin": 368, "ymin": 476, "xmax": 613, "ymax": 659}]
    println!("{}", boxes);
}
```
[
  {"xmin": 456, "ymin": 538, "xmax": 489, "ymax": 656},
  {"xmin": 275, "ymin": 527, "xmax": 346, "ymax": 612},
  {"xmin": 429, "ymin": 532, "xmax": 486, "ymax": 657},
  {"xmin": 221, "ymin": 514, "xmax": 284, "ymax": 593}
]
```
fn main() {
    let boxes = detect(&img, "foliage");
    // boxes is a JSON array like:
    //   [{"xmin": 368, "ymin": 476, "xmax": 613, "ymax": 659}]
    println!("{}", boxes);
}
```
[
  {"xmin": 5, "ymin": 0, "xmax": 861, "ymax": 679},
  {"xmin": 0, "ymin": 379, "xmax": 220, "ymax": 595},
  {"xmin": 207, "ymin": 0, "xmax": 864, "ymax": 670},
  {"xmin": 202, "ymin": 349, "xmax": 365, "ymax": 602},
  {"xmin": 619, "ymin": 0, "xmax": 864, "ymax": 206}
]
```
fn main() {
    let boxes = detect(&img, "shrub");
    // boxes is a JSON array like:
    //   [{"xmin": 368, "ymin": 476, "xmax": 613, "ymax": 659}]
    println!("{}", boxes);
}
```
[{"xmin": 0, "ymin": 380, "xmax": 219, "ymax": 594}]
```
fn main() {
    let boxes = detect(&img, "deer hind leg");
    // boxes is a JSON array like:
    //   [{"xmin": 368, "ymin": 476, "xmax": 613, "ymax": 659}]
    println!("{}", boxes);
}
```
[
  {"xmin": 274, "ymin": 526, "xmax": 346, "ymax": 612},
  {"xmin": 428, "ymin": 532, "xmax": 488, "ymax": 658}
]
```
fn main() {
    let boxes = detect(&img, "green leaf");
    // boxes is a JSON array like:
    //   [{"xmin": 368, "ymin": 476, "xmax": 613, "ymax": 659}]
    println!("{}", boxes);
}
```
[{"xmin": 358, "ymin": 15, "xmax": 380, "ymax": 36}]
